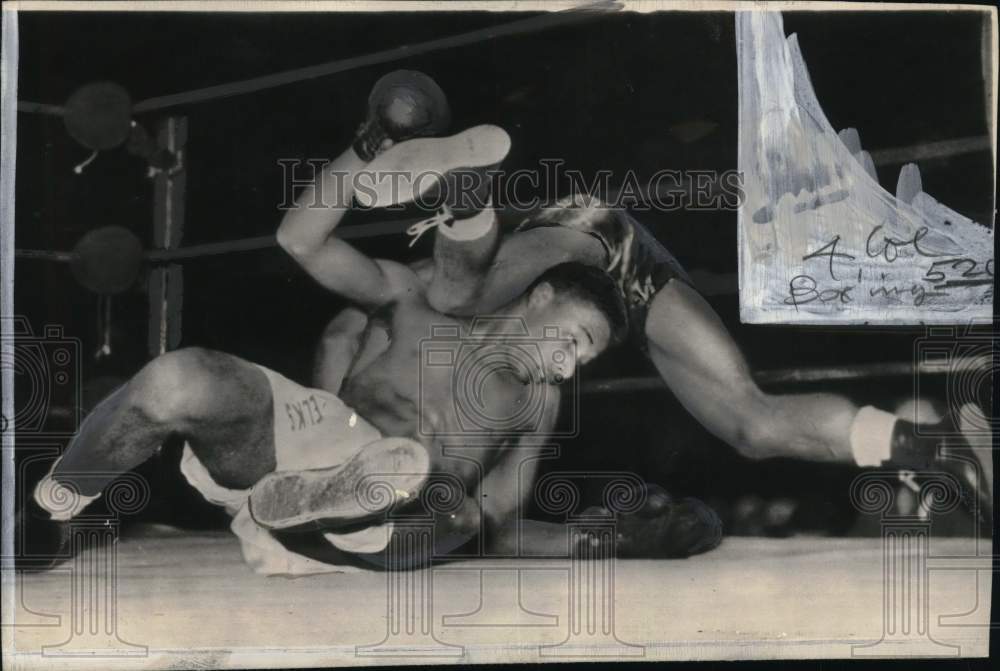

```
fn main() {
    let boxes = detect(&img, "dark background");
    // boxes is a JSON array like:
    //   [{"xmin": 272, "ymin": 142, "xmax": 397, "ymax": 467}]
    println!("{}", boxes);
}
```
[{"xmin": 12, "ymin": 8, "xmax": 995, "ymax": 534}]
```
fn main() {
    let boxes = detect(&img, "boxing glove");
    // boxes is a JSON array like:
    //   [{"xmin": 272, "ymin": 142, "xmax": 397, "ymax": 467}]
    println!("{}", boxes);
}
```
[
  {"xmin": 572, "ymin": 484, "xmax": 722, "ymax": 559},
  {"xmin": 353, "ymin": 70, "xmax": 451, "ymax": 162}
]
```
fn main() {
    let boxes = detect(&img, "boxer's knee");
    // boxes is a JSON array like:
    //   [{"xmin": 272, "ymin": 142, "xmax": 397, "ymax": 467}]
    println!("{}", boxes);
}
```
[
  {"xmin": 129, "ymin": 347, "xmax": 229, "ymax": 424},
  {"xmin": 734, "ymin": 415, "xmax": 780, "ymax": 461},
  {"xmin": 732, "ymin": 391, "xmax": 856, "ymax": 462},
  {"xmin": 427, "ymin": 281, "xmax": 476, "ymax": 315},
  {"xmin": 728, "ymin": 391, "xmax": 786, "ymax": 461}
]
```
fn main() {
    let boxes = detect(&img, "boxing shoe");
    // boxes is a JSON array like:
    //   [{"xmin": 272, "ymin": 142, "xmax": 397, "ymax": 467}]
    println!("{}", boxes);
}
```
[
  {"xmin": 13, "ymin": 497, "xmax": 74, "ymax": 572},
  {"xmin": 361, "ymin": 123, "xmax": 508, "ymax": 314},
  {"xmin": 927, "ymin": 403, "xmax": 993, "ymax": 525},
  {"xmin": 573, "ymin": 484, "xmax": 723, "ymax": 559},
  {"xmin": 353, "ymin": 70, "xmax": 451, "ymax": 162},
  {"xmin": 354, "ymin": 125, "xmax": 511, "ymax": 209},
  {"xmin": 248, "ymin": 437, "xmax": 430, "ymax": 532},
  {"xmin": 14, "ymin": 463, "xmax": 110, "ymax": 571}
]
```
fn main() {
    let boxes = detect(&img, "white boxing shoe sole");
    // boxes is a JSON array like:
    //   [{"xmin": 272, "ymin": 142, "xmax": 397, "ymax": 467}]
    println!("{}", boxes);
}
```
[
  {"xmin": 248, "ymin": 438, "xmax": 430, "ymax": 531},
  {"xmin": 354, "ymin": 124, "xmax": 511, "ymax": 209}
]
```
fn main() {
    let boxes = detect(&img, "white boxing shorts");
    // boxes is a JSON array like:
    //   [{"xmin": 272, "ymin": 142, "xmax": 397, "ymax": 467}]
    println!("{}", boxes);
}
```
[{"xmin": 179, "ymin": 363, "xmax": 393, "ymax": 576}]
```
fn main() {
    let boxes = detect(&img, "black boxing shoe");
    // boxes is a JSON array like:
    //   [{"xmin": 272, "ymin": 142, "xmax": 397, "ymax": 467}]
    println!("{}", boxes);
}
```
[
  {"xmin": 934, "ymin": 404, "xmax": 993, "ymax": 526},
  {"xmin": 353, "ymin": 70, "xmax": 451, "ymax": 162},
  {"xmin": 891, "ymin": 403, "xmax": 993, "ymax": 526},
  {"xmin": 13, "ymin": 498, "xmax": 73, "ymax": 572}
]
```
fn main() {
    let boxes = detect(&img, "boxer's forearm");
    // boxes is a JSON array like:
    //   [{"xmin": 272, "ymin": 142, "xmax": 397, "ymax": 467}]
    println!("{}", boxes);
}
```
[
  {"xmin": 276, "ymin": 148, "xmax": 365, "ymax": 257},
  {"xmin": 433, "ymin": 496, "xmax": 483, "ymax": 555},
  {"xmin": 486, "ymin": 519, "xmax": 579, "ymax": 556},
  {"xmin": 277, "ymin": 148, "xmax": 419, "ymax": 306},
  {"xmin": 312, "ymin": 307, "xmax": 368, "ymax": 393}
]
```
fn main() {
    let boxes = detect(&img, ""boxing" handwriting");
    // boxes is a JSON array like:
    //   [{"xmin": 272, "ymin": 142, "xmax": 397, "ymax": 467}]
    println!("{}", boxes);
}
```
[{"xmin": 783, "ymin": 275, "xmax": 854, "ymax": 309}]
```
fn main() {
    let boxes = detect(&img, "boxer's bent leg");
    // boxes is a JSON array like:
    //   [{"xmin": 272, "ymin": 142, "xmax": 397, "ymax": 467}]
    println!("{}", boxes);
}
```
[
  {"xmin": 427, "ymin": 225, "xmax": 606, "ymax": 315},
  {"xmin": 426, "ymin": 207, "xmax": 501, "ymax": 312},
  {"xmin": 51, "ymin": 347, "xmax": 275, "ymax": 499},
  {"xmin": 644, "ymin": 281, "xmax": 857, "ymax": 463}
]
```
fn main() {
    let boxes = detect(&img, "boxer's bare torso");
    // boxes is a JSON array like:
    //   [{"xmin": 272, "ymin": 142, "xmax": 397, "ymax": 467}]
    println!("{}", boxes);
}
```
[{"xmin": 338, "ymin": 286, "xmax": 555, "ymax": 491}]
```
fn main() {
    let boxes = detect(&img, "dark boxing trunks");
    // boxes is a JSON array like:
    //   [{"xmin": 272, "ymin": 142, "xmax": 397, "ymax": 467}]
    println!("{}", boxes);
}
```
[{"xmin": 516, "ymin": 207, "xmax": 692, "ymax": 352}]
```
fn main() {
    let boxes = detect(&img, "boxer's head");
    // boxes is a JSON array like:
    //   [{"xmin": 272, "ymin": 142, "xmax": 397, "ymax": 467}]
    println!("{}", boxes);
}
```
[{"xmin": 517, "ymin": 262, "xmax": 628, "ymax": 382}]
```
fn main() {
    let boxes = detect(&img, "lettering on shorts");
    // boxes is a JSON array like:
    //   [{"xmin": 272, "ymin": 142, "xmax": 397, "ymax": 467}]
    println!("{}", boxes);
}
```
[{"xmin": 285, "ymin": 395, "xmax": 324, "ymax": 432}]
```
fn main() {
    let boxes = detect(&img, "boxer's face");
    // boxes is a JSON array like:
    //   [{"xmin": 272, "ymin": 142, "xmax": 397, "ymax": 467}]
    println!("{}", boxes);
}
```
[{"xmin": 523, "ymin": 285, "xmax": 613, "ymax": 383}]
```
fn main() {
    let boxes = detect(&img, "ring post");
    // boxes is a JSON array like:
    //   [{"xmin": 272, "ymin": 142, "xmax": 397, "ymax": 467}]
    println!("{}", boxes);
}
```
[{"xmin": 147, "ymin": 116, "xmax": 186, "ymax": 357}]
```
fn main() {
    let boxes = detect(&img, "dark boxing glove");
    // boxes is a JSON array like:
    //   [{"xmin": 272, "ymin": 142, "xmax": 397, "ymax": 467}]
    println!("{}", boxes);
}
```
[
  {"xmin": 573, "ymin": 484, "xmax": 722, "ymax": 559},
  {"xmin": 353, "ymin": 70, "xmax": 451, "ymax": 162}
]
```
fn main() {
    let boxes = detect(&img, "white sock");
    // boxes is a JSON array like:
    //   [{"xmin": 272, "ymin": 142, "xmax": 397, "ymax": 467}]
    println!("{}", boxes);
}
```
[
  {"xmin": 33, "ymin": 457, "xmax": 102, "ymax": 521},
  {"xmin": 441, "ymin": 200, "xmax": 496, "ymax": 241},
  {"xmin": 849, "ymin": 406, "xmax": 897, "ymax": 467}
]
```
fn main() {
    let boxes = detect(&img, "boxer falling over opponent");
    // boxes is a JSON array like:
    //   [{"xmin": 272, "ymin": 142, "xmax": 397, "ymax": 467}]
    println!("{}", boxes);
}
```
[
  {"xmin": 22, "ymin": 71, "xmax": 721, "ymax": 575},
  {"xmin": 346, "ymin": 72, "xmax": 993, "ymax": 523}
]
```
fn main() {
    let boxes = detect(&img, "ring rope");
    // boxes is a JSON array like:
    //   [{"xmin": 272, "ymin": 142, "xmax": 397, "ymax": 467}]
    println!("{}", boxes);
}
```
[
  {"xmin": 16, "ymin": 1, "xmax": 617, "ymax": 117},
  {"xmin": 17, "ymin": 101, "xmax": 65, "ymax": 116},
  {"xmin": 144, "ymin": 235, "xmax": 277, "ymax": 262},
  {"xmin": 12, "ymin": 223, "xmax": 993, "ymax": 384},
  {"xmin": 581, "ymin": 355, "xmax": 992, "ymax": 394},
  {"xmin": 13, "ymin": 248, "xmax": 75, "ymax": 262},
  {"xmin": 14, "ymin": 219, "xmax": 416, "ymax": 264}
]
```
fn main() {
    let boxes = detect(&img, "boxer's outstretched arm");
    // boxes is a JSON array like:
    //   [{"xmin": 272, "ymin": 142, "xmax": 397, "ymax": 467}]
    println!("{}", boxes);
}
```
[
  {"xmin": 473, "ymin": 396, "xmax": 719, "ymax": 558},
  {"xmin": 480, "ymin": 445, "xmax": 719, "ymax": 558},
  {"xmin": 481, "ymin": 460, "xmax": 578, "ymax": 556},
  {"xmin": 475, "ymin": 397, "xmax": 564, "ymax": 555},
  {"xmin": 278, "ymin": 146, "xmax": 418, "ymax": 307}
]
